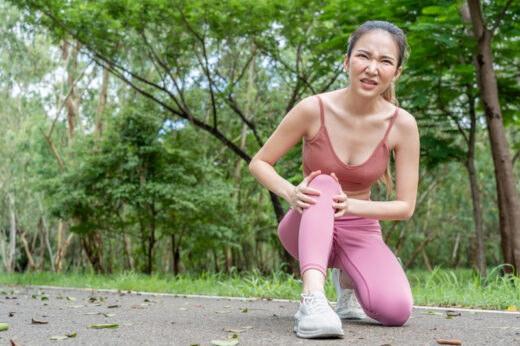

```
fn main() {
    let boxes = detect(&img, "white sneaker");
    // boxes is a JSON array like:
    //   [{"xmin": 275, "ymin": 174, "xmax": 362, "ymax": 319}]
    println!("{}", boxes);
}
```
[
  {"xmin": 332, "ymin": 268, "xmax": 367, "ymax": 319},
  {"xmin": 293, "ymin": 290, "xmax": 344, "ymax": 339}
]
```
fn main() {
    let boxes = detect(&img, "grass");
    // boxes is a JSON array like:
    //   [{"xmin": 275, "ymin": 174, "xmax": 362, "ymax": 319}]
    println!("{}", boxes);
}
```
[{"xmin": 0, "ymin": 266, "xmax": 518, "ymax": 310}]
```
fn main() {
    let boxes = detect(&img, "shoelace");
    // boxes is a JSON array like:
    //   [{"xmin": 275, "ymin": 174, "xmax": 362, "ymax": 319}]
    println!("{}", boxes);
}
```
[{"xmin": 301, "ymin": 293, "xmax": 331, "ymax": 315}]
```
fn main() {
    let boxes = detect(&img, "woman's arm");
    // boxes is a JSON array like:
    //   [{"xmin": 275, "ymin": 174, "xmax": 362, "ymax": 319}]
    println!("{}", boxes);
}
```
[
  {"xmin": 339, "ymin": 109, "xmax": 420, "ymax": 220},
  {"xmin": 249, "ymin": 97, "xmax": 321, "ymax": 206}
]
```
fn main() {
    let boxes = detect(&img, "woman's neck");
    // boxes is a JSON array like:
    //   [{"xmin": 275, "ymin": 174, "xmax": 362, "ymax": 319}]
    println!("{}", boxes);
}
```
[{"xmin": 341, "ymin": 87, "xmax": 386, "ymax": 116}]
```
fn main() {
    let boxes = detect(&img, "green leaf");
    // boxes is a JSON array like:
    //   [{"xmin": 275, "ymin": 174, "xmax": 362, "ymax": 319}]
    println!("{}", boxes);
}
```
[
  {"xmin": 91, "ymin": 324, "xmax": 119, "ymax": 329},
  {"xmin": 0, "ymin": 323, "xmax": 8, "ymax": 331}
]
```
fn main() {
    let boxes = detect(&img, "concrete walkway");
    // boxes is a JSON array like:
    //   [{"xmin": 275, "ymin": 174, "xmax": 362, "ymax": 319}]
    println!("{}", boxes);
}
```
[{"xmin": 0, "ymin": 285, "xmax": 519, "ymax": 345}]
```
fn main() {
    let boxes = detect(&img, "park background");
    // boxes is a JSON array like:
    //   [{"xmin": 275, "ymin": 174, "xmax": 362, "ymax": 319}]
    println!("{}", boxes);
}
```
[{"xmin": 0, "ymin": 0, "xmax": 519, "ymax": 308}]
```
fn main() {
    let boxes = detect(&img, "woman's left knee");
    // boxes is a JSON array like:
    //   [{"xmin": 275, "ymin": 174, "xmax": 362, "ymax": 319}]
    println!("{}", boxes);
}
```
[{"xmin": 372, "ymin": 296, "xmax": 413, "ymax": 326}]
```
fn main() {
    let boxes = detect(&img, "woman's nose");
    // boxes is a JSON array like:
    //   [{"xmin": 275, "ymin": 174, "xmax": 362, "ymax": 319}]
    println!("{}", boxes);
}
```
[{"xmin": 366, "ymin": 59, "xmax": 378, "ymax": 74}]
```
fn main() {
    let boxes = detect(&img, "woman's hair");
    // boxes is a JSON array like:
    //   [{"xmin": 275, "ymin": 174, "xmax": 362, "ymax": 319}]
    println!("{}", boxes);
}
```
[{"xmin": 347, "ymin": 20, "xmax": 409, "ymax": 196}]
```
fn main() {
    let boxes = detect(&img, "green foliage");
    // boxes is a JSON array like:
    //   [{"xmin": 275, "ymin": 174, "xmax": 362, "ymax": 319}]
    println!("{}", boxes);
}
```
[{"xmin": 1, "ymin": 267, "xmax": 519, "ymax": 309}]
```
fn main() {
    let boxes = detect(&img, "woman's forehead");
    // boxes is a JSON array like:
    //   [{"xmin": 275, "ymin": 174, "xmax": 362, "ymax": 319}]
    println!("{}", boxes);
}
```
[{"xmin": 352, "ymin": 30, "xmax": 399, "ymax": 58}]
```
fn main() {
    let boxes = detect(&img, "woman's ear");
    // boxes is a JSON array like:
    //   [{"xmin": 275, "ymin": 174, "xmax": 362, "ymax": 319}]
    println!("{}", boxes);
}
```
[
  {"xmin": 392, "ymin": 66, "xmax": 402, "ymax": 82},
  {"xmin": 343, "ymin": 54, "xmax": 350, "ymax": 73}
]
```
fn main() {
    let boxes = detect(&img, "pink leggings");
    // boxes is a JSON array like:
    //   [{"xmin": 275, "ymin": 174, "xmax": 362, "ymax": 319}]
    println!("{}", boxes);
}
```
[{"xmin": 278, "ymin": 174, "xmax": 413, "ymax": 326}]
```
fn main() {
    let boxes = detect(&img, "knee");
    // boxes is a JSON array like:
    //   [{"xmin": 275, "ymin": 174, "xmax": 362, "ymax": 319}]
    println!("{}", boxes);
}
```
[
  {"xmin": 369, "ymin": 296, "xmax": 413, "ymax": 326},
  {"xmin": 307, "ymin": 174, "xmax": 338, "ymax": 192}
]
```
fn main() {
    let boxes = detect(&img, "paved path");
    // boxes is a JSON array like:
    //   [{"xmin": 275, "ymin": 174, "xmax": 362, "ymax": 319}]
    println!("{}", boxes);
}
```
[{"xmin": 0, "ymin": 285, "xmax": 519, "ymax": 345}]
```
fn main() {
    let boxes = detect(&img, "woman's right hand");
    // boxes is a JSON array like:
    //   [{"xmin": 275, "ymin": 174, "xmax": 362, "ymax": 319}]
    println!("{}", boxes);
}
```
[{"xmin": 288, "ymin": 170, "xmax": 322, "ymax": 213}]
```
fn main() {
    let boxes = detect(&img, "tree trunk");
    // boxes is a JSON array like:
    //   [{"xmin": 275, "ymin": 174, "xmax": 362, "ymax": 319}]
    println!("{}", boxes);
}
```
[
  {"xmin": 80, "ymin": 232, "xmax": 104, "ymax": 273},
  {"xmin": 467, "ymin": 0, "xmax": 520, "ymax": 274},
  {"xmin": 123, "ymin": 233, "xmax": 135, "ymax": 271},
  {"xmin": 7, "ymin": 192, "xmax": 16, "ymax": 273},
  {"xmin": 95, "ymin": 66, "xmax": 109, "ymax": 137},
  {"xmin": 38, "ymin": 198, "xmax": 55, "ymax": 272},
  {"xmin": 465, "ymin": 91, "xmax": 486, "ymax": 276},
  {"xmin": 147, "ymin": 204, "xmax": 156, "ymax": 275}
]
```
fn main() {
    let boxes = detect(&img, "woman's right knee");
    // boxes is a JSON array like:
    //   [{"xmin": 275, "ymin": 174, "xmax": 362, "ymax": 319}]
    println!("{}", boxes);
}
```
[{"xmin": 307, "ymin": 174, "xmax": 339, "ymax": 197}]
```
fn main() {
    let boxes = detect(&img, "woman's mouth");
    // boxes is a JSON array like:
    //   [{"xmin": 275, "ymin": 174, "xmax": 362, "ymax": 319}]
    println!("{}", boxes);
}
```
[{"xmin": 360, "ymin": 79, "xmax": 378, "ymax": 89}]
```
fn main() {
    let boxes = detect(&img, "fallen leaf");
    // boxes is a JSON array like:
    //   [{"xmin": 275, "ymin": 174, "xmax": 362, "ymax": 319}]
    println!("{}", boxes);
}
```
[
  {"xmin": 241, "ymin": 326, "xmax": 253, "ymax": 329},
  {"xmin": 211, "ymin": 340, "xmax": 238, "ymax": 346},
  {"xmin": 224, "ymin": 305, "xmax": 232, "ymax": 308},
  {"xmin": 192, "ymin": 304, "xmax": 202, "ymax": 308},
  {"xmin": 32, "ymin": 318, "xmax": 49, "ymax": 324},
  {"xmin": 50, "ymin": 336, "xmax": 68, "ymax": 340},
  {"xmin": 104, "ymin": 313, "xmax": 116, "ymax": 317},
  {"xmin": 56, "ymin": 296, "xmax": 63, "ymax": 300},
  {"xmin": 66, "ymin": 296, "xmax": 76, "ymax": 301},
  {"xmin": 41, "ymin": 296, "xmax": 49, "ymax": 301},
  {"xmin": 131, "ymin": 305, "xmax": 146, "ymax": 309},
  {"xmin": 65, "ymin": 333, "xmax": 77, "ymax": 338},
  {"xmin": 91, "ymin": 324, "xmax": 119, "ymax": 329},
  {"xmin": 506, "ymin": 306, "xmax": 518, "ymax": 312},
  {"xmin": 69, "ymin": 305, "xmax": 84, "ymax": 308},
  {"xmin": 424, "ymin": 311, "xmax": 444, "ymax": 316},
  {"xmin": 178, "ymin": 307, "xmax": 190, "ymax": 311},
  {"xmin": 8, "ymin": 312, "xmax": 14, "ymax": 317},
  {"xmin": 0, "ymin": 323, "xmax": 8, "ymax": 331},
  {"xmin": 241, "ymin": 309, "xmax": 248, "ymax": 313},
  {"xmin": 84, "ymin": 312, "xmax": 100, "ymax": 315},
  {"xmin": 215, "ymin": 310, "xmax": 231, "ymax": 314},
  {"xmin": 437, "ymin": 339, "xmax": 462, "ymax": 345},
  {"xmin": 446, "ymin": 311, "xmax": 461, "ymax": 317},
  {"xmin": 144, "ymin": 299, "xmax": 150, "ymax": 302},
  {"xmin": 107, "ymin": 305, "xmax": 120, "ymax": 309},
  {"xmin": 89, "ymin": 297, "xmax": 97, "ymax": 303},
  {"xmin": 99, "ymin": 297, "xmax": 105, "ymax": 302},
  {"xmin": 223, "ymin": 328, "xmax": 246, "ymax": 333},
  {"xmin": 446, "ymin": 316, "xmax": 453, "ymax": 320},
  {"xmin": 10, "ymin": 339, "xmax": 21, "ymax": 346}
]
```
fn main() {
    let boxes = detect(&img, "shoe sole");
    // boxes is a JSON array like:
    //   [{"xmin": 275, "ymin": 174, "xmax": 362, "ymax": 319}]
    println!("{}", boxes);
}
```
[
  {"xmin": 294, "ymin": 325, "xmax": 344, "ymax": 339},
  {"xmin": 336, "ymin": 312, "xmax": 366, "ymax": 320}
]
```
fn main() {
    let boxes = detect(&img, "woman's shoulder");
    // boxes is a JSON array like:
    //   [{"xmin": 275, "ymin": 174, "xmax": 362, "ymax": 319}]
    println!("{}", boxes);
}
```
[
  {"xmin": 395, "ymin": 107, "xmax": 418, "ymax": 132},
  {"xmin": 288, "ymin": 95, "xmax": 322, "ymax": 121}
]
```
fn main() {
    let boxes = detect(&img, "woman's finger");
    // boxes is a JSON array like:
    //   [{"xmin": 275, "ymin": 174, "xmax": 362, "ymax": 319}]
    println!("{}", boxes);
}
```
[
  {"xmin": 333, "ymin": 194, "xmax": 346, "ymax": 202},
  {"xmin": 300, "ymin": 186, "xmax": 321, "ymax": 196},
  {"xmin": 304, "ymin": 170, "xmax": 322, "ymax": 184},
  {"xmin": 298, "ymin": 193, "xmax": 317, "ymax": 204},
  {"xmin": 330, "ymin": 172, "xmax": 340, "ymax": 185}
]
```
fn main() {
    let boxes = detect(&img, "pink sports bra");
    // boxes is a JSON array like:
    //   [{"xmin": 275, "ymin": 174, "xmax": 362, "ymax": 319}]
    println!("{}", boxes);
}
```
[{"xmin": 302, "ymin": 95, "xmax": 399, "ymax": 192}]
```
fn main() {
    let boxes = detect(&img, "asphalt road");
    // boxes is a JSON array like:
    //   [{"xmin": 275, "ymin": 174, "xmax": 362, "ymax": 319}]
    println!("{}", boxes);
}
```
[{"xmin": 0, "ymin": 285, "xmax": 519, "ymax": 345}]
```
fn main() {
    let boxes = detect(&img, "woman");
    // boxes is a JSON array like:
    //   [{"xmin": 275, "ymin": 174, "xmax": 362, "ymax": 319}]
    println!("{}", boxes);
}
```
[{"xmin": 249, "ymin": 20, "xmax": 419, "ymax": 339}]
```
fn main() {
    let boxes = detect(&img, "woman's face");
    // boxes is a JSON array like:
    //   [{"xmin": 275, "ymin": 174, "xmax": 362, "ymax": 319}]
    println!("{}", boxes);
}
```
[{"xmin": 344, "ymin": 30, "xmax": 402, "ymax": 98}]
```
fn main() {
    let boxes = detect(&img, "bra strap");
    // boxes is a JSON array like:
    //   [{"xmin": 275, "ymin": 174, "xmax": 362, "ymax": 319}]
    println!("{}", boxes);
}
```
[
  {"xmin": 315, "ymin": 95, "xmax": 325, "ymax": 125},
  {"xmin": 383, "ymin": 106, "xmax": 399, "ymax": 141}
]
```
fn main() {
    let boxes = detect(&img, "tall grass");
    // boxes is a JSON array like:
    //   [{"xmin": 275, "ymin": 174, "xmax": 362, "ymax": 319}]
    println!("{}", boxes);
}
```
[{"xmin": 0, "ymin": 266, "xmax": 518, "ymax": 310}]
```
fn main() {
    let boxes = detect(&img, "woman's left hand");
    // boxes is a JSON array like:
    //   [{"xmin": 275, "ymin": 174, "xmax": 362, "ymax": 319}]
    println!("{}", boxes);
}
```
[{"xmin": 331, "ymin": 172, "xmax": 349, "ymax": 218}]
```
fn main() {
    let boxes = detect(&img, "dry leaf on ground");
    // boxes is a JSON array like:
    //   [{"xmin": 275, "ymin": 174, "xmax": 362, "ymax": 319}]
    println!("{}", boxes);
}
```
[
  {"xmin": 31, "ymin": 318, "xmax": 48, "ymax": 324},
  {"xmin": 437, "ymin": 339, "xmax": 462, "ymax": 345}
]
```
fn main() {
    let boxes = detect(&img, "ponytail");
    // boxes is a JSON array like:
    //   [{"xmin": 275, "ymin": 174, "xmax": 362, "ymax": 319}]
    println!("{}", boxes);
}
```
[{"xmin": 380, "ymin": 83, "xmax": 398, "ymax": 197}]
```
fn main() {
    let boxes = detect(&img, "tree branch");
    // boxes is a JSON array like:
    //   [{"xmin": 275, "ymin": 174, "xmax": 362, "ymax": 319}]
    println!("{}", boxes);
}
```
[{"xmin": 490, "ymin": 0, "xmax": 514, "ymax": 36}]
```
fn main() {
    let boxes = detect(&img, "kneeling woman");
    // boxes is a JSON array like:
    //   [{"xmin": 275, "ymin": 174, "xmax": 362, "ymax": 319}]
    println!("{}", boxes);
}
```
[{"xmin": 249, "ymin": 20, "xmax": 420, "ymax": 339}]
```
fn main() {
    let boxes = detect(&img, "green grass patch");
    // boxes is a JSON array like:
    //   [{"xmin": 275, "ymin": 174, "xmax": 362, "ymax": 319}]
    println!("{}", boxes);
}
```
[{"xmin": 0, "ymin": 266, "xmax": 518, "ymax": 310}]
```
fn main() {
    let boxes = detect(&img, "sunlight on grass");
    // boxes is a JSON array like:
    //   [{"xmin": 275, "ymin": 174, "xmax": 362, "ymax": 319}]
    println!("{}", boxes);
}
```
[{"xmin": 1, "ymin": 266, "xmax": 518, "ymax": 310}]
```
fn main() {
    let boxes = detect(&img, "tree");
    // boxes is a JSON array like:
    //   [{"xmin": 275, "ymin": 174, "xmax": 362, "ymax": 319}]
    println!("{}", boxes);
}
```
[{"xmin": 466, "ymin": 0, "xmax": 520, "ymax": 274}]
